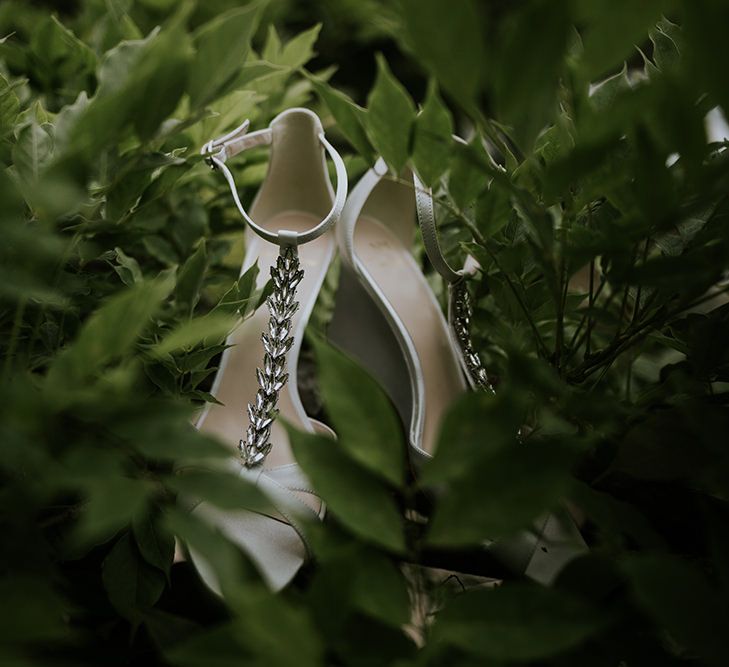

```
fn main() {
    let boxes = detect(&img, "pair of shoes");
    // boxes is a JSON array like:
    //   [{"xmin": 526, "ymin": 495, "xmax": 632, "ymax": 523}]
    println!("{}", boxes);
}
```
[{"xmin": 187, "ymin": 108, "xmax": 585, "ymax": 593}]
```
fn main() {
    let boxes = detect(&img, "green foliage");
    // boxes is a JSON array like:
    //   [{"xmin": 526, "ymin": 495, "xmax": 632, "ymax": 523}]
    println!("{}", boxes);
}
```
[
  {"xmin": 287, "ymin": 427, "xmax": 405, "ymax": 553},
  {"xmin": 412, "ymin": 80, "xmax": 453, "ymax": 187},
  {"xmin": 1, "ymin": 1, "xmax": 729, "ymax": 665},
  {"xmin": 312, "ymin": 336, "xmax": 405, "ymax": 486},
  {"xmin": 365, "ymin": 53, "xmax": 415, "ymax": 173}
]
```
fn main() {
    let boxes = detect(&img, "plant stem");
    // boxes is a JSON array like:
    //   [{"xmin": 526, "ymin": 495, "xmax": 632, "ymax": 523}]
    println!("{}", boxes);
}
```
[
  {"xmin": 630, "ymin": 238, "xmax": 651, "ymax": 327},
  {"xmin": 554, "ymin": 242, "xmax": 569, "ymax": 373},
  {"xmin": 586, "ymin": 259, "xmax": 596, "ymax": 358},
  {"xmin": 481, "ymin": 245, "xmax": 551, "ymax": 359},
  {"xmin": 625, "ymin": 350, "xmax": 634, "ymax": 402},
  {"xmin": 571, "ymin": 283, "xmax": 729, "ymax": 384},
  {"xmin": 586, "ymin": 204, "xmax": 597, "ymax": 357}
]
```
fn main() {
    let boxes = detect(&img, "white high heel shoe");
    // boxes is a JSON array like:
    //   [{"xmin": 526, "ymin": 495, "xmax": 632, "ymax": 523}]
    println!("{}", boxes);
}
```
[
  {"xmin": 189, "ymin": 108, "xmax": 346, "ymax": 593},
  {"xmin": 328, "ymin": 158, "xmax": 586, "ymax": 584}
]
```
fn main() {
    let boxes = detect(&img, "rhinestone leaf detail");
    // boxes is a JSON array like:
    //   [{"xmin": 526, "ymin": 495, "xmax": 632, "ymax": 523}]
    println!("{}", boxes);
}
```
[
  {"xmin": 239, "ymin": 246, "xmax": 304, "ymax": 467},
  {"xmin": 452, "ymin": 282, "xmax": 494, "ymax": 393}
]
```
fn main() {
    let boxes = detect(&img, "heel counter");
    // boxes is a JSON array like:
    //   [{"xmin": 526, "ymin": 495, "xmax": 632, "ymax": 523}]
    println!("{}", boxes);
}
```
[{"xmin": 251, "ymin": 109, "xmax": 334, "ymax": 222}]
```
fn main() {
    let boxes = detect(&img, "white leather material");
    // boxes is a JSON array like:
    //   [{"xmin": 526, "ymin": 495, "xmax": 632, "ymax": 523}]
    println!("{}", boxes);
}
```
[
  {"xmin": 189, "ymin": 463, "xmax": 321, "ymax": 593},
  {"xmin": 203, "ymin": 108, "xmax": 347, "ymax": 247},
  {"xmin": 333, "ymin": 159, "xmax": 429, "ymax": 452},
  {"xmin": 336, "ymin": 157, "xmax": 389, "ymax": 269},
  {"xmin": 485, "ymin": 510, "xmax": 588, "ymax": 586},
  {"xmin": 413, "ymin": 171, "xmax": 463, "ymax": 285}
]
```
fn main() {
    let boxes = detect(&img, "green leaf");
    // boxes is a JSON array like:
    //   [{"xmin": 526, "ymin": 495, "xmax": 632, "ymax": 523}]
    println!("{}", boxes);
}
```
[
  {"xmin": 150, "ymin": 313, "xmax": 235, "ymax": 357},
  {"xmin": 0, "ymin": 73, "xmax": 20, "ymax": 139},
  {"xmin": 427, "ymin": 451, "xmax": 575, "ymax": 547},
  {"xmin": 189, "ymin": 4, "xmax": 262, "ymax": 108},
  {"xmin": 112, "ymin": 247, "xmax": 143, "ymax": 286},
  {"xmin": 422, "ymin": 391, "xmax": 525, "ymax": 485},
  {"xmin": 46, "ymin": 276, "xmax": 174, "ymax": 393},
  {"xmin": 575, "ymin": 0, "xmax": 665, "ymax": 79},
  {"xmin": 210, "ymin": 263, "xmax": 260, "ymax": 319},
  {"xmin": 312, "ymin": 337, "xmax": 405, "ymax": 486},
  {"xmin": 588, "ymin": 65, "xmax": 631, "ymax": 114},
  {"xmin": 572, "ymin": 483, "xmax": 666, "ymax": 549},
  {"xmin": 448, "ymin": 138, "xmax": 490, "ymax": 211},
  {"xmin": 0, "ymin": 577, "xmax": 67, "ymax": 645},
  {"xmin": 175, "ymin": 241, "xmax": 207, "ymax": 317},
  {"xmin": 143, "ymin": 609, "xmax": 200, "ymax": 653},
  {"xmin": 261, "ymin": 24, "xmax": 282, "ymax": 61},
  {"xmin": 623, "ymin": 555, "xmax": 729, "ymax": 667},
  {"xmin": 427, "ymin": 407, "xmax": 577, "ymax": 546},
  {"xmin": 241, "ymin": 24, "xmax": 321, "ymax": 99},
  {"xmin": 492, "ymin": 0, "xmax": 571, "ymax": 150},
  {"xmin": 165, "ymin": 595, "xmax": 324, "ymax": 667},
  {"xmin": 351, "ymin": 551, "xmax": 410, "ymax": 627},
  {"xmin": 102, "ymin": 532, "xmax": 166, "ymax": 622},
  {"xmin": 650, "ymin": 25, "xmax": 680, "ymax": 72},
  {"xmin": 399, "ymin": 0, "xmax": 485, "ymax": 111},
  {"xmin": 475, "ymin": 183, "xmax": 512, "ymax": 238},
  {"xmin": 287, "ymin": 427, "xmax": 405, "ymax": 553},
  {"xmin": 190, "ymin": 89, "xmax": 260, "ymax": 149},
  {"xmin": 66, "ymin": 22, "xmax": 192, "ymax": 156},
  {"xmin": 138, "ymin": 166, "xmax": 192, "ymax": 213},
  {"xmin": 277, "ymin": 24, "xmax": 321, "ymax": 68},
  {"xmin": 365, "ymin": 54, "xmax": 415, "ymax": 173},
  {"xmin": 12, "ymin": 121, "xmax": 54, "ymax": 183},
  {"xmin": 164, "ymin": 508, "xmax": 254, "ymax": 596},
  {"xmin": 412, "ymin": 81, "xmax": 453, "ymax": 187},
  {"xmin": 29, "ymin": 15, "xmax": 96, "ymax": 95},
  {"xmin": 106, "ymin": 155, "xmax": 177, "ymax": 221},
  {"xmin": 682, "ymin": 0, "xmax": 729, "ymax": 114},
  {"xmin": 143, "ymin": 235, "xmax": 178, "ymax": 265},
  {"xmin": 310, "ymin": 77, "xmax": 374, "ymax": 162},
  {"xmin": 74, "ymin": 476, "xmax": 150, "ymax": 545},
  {"xmin": 166, "ymin": 469, "xmax": 270, "ymax": 513},
  {"xmin": 431, "ymin": 584, "xmax": 608, "ymax": 660},
  {"xmin": 226, "ymin": 592, "xmax": 325, "ymax": 667},
  {"xmin": 175, "ymin": 344, "xmax": 228, "ymax": 373},
  {"xmin": 51, "ymin": 90, "xmax": 89, "ymax": 155},
  {"xmin": 163, "ymin": 622, "xmax": 252, "ymax": 667},
  {"xmin": 118, "ymin": 410, "xmax": 230, "ymax": 461},
  {"xmin": 132, "ymin": 512, "xmax": 175, "ymax": 580}
]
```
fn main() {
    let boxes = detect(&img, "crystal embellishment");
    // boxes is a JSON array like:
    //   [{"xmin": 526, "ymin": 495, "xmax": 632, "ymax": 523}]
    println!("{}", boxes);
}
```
[
  {"xmin": 452, "ymin": 282, "xmax": 494, "ymax": 393},
  {"xmin": 239, "ymin": 246, "xmax": 304, "ymax": 467}
]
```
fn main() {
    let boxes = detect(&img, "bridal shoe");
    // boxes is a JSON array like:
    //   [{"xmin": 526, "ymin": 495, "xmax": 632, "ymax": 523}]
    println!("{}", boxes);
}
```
[
  {"xmin": 188, "ymin": 108, "xmax": 346, "ymax": 592},
  {"xmin": 328, "ymin": 158, "xmax": 586, "ymax": 584}
]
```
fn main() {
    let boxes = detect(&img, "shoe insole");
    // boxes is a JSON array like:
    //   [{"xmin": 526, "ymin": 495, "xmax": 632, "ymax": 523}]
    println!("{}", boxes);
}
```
[
  {"xmin": 197, "ymin": 211, "xmax": 334, "ymax": 471},
  {"xmin": 354, "ymin": 215, "xmax": 467, "ymax": 455}
]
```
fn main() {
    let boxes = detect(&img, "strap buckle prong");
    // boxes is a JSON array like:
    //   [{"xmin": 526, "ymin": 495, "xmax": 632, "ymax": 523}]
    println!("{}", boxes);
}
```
[{"xmin": 200, "ymin": 118, "xmax": 252, "ymax": 170}]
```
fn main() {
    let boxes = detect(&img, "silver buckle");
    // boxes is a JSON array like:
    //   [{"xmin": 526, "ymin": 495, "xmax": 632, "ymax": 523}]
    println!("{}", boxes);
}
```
[{"xmin": 200, "ymin": 118, "xmax": 251, "ymax": 170}]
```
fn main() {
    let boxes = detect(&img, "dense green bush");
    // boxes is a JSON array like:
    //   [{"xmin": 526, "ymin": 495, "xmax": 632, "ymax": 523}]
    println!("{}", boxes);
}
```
[{"xmin": 2, "ymin": 1, "xmax": 729, "ymax": 665}]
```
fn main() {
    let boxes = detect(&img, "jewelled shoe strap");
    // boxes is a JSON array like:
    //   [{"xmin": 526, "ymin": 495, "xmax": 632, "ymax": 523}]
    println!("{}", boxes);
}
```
[
  {"xmin": 413, "ymin": 170, "xmax": 493, "ymax": 393},
  {"xmin": 202, "ymin": 113, "xmax": 346, "ymax": 467},
  {"xmin": 239, "ymin": 246, "xmax": 304, "ymax": 467},
  {"xmin": 450, "ymin": 281, "xmax": 495, "ymax": 393}
]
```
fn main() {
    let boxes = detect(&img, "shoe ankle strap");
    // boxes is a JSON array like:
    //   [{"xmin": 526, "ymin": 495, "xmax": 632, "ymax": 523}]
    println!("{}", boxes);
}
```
[
  {"xmin": 412, "ymin": 170, "xmax": 470, "ymax": 285},
  {"xmin": 339, "ymin": 155, "xmax": 475, "ymax": 284},
  {"xmin": 201, "ymin": 115, "xmax": 347, "ymax": 248}
]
